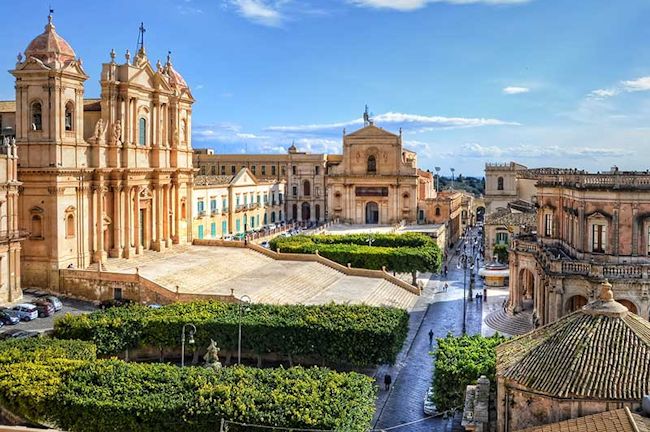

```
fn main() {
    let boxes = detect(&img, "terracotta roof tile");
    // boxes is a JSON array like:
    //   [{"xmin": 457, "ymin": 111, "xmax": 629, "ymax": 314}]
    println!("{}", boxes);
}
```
[{"xmin": 516, "ymin": 408, "xmax": 650, "ymax": 432}]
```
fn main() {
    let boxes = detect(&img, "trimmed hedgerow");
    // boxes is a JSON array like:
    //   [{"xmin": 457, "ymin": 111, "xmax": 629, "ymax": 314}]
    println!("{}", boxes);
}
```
[
  {"xmin": 54, "ymin": 301, "xmax": 409, "ymax": 366},
  {"xmin": 0, "ymin": 339, "xmax": 376, "ymax": 432},
  {"xmin": 270, "ymin": 233, "xmax": 442, "ymax": 274}
]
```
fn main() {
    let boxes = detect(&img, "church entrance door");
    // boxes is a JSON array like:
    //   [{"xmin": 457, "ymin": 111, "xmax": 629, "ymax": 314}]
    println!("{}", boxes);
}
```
[
  {"xmin": 139, "ymin": 209, "xmax": 146, "ymax": 248},
  {"xmin": 365, "ymin": 202, "xmax": 379, "ymax": 224},
  {"xmin": 301, "ymin": 202, "xmax": 311, "ymax": 221}
]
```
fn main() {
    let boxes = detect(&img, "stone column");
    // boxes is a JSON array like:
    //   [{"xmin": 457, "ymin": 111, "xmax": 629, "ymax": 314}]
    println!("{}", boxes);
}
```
[
  {"xmin": 172, "ymin": 180, "xmax": 180, "ymax": 244},
  {"xmin": 93, "ymin": 184, "xmax": 107, "ymax": 263},
  {"xmin": 163, "ymin": 185, "xmax": 171, "ymax": 247},
  {"xmin": 111, "ymin": 186, "xmax": 123, "ymax": 258},
  {"xmin": 134, "ymin": 186, "xmax": 142, "ymax": 255},
  {"xmin": 152, "ymin": 185, "xmax": 164, "ymax": 251}
]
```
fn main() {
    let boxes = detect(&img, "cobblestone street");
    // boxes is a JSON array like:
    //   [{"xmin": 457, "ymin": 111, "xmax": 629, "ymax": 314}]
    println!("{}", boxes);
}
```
[{"xmin": 373, "ymin": 229, "xmax": 487, "ymax": 431}]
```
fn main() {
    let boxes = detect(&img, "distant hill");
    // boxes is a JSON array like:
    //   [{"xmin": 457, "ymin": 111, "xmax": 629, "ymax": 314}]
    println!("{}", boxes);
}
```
[{"xmin": 437, "ymin": 175, "xmax": 484, "ymax": 196}]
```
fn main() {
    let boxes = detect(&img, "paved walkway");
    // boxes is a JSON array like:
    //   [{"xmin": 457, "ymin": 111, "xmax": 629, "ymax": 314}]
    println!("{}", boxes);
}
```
[
  {"xmin": 373, "ymin": 227, "xmax": 487, "ymax": 431},
  {"xmin": 101, "ymin": 245, "xmax": 418, "ymax": 309}
]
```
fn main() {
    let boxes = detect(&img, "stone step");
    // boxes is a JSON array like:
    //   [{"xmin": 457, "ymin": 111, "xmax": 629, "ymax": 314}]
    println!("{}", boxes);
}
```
[{"xmin": 484, "ymin": 309, "xmax": 533, "ymax": 336}]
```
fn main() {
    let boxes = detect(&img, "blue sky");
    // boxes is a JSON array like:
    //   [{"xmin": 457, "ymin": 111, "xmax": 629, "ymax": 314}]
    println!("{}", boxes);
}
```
[{"xmin": 3, "ymin": 0, "xmax": 650, "ymax": 176}]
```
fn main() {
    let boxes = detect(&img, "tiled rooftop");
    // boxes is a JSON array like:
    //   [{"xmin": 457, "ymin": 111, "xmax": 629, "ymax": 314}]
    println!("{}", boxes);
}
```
[
  {"xmin": 497, "ymin": 282, "xmax": 650, "ymax": 400},
  {"xmin": 516, "ymin": 408, "xmax": 650, "ymax": 432}
]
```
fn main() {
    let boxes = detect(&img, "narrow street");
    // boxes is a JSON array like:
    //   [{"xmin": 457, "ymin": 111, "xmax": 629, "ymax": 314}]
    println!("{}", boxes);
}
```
[{"xmin": 373, "ymin": 228, "xmax": 487, "ymax": 431}]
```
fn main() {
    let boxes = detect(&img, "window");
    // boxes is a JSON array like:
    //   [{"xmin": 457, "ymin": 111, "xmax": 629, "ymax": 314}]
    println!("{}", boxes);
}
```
[
  {"xmin": 281, "ymin": 166, "xmax": 286, "ymax": 176},
  {"xmin": 279, "ymin": 210, "xmax": 283, "ymax": 220},
  {"xmin": 315, "ymin": 166, "xmax": 320, "ymax": 175},
  {"xmin": 292, "ymin": 165, "xmax": 296, "ymax": 175},
  {"xmin": 271, "ymin": 166, "xmax": 276, "ymax": 176},
  {"xmin": 181, "ymin": 202, "xmax": 187, "ymax": 219},
  {"xmin": 138, "ymin": 117, "xmax": 147, "ymax": 146},
  {"xmin": 31, "ymin": 102, "xmax": 42, "ymax": 131},
  {"xmin": 66, "ymin": 214, "xmax": 75, "ymax": 238},
  {"xmin": 544, "ymin": 213, "xmax": 553, "ymax": 237},
  {"xmin": 236, "ymin": 219, "xmax": 241, "ymax": 232},
  {"xmin": 251, "ymin": 166, "xmax": 256, "ymax": 175},
  {"xmin": 303, "ymin": 180, "xmax": 311, "ymax": 196},
  {"xmin": 236, "ymin": 195, "xmax": 240, "ymax": 206},
  {"xmin": 210, "ymin": 199, "xmax": 217, "ymax": 212},
  {"xmin": 591, "ymin": 224, "xmax": 606, "ymax": 253},
  {"xmin": 262, "ymin": 166, "xmax": 266, "ymax": 176},
  {"xmin": 244, "ymin": 194, "xmax": 248, "ymax": 205},
  {"xmin": 497, "ymin": 177, "xmax": 504, "ymax": 191},
  {"xmin": 271, "ymin": 212, "xmax": 276, "ymax": 223},
  {"xmin": 114, "ymin": 287, "xmax": 123, "ymax": 300},
  {"xmin": 231, "ymin": 165, "xmax": 236, "ymax": 174},
  {"xmin": 211, "ymin": 223, "xmax": 216, "ymax": 237},
  {"xmin": 222, "ymin": 198, "xmax": 227, "ymax": 210},
  {"xmin": 264, "ymin": 213, "xmax": 268, "ymax": 225},
  {"xmin": 496, "ymin": 232, "xmax": 509, "ymax": 245},
  {"xmin": 367, "ymin": 155, "xmax": 377, "ymax": 174},
  {"xmin": 292, "ymin": 186, "xmax": 298, "ymax": 196},
  {"xmin": 221, "ymin": 221, "xmax": 228, "ymax": 236},
  {"xmin": 435, "ymin": 207, "xmax": 441, "ymax": 217},
  {"xmin": 65, "ymin": 102, "xmax": 74, "ymax": 131},
  {"xmin": 197, "ymin": 200, "xmax": 205, "ymax": 214},
  {"xmin": 198, "ymin": 225, "xmax": 204, "ymax": 239},
  {"xmin": 31, "ymin": 214, "xmax": 43, "ymax": 239},
  {"xmin": 221, "ymin": 166, "xmax": 226, "ymax": 175},
  {"xmin": 211, "ymin": 166, "xmax": 216, "ymax": 175},
  {"xmin": 279, "ymin": 193, "xmax": 283, "ymax": 204}
]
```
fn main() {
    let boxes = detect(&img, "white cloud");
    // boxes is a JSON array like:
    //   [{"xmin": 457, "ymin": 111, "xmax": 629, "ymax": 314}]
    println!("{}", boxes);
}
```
[
  {"xmin": 265, "ymin": 111, "xmax": 518, "ymax": 134},
  {"xmin": 588, "ymin": 88, "xmax": 619, "ymax": 99},
  {"xmin": 226, "ymin": 0, "xmax": 285, "ymax": 27},
  {"xmin": 177, "ymin": 0, "xmax": 204, "ymax": 14},
  {"xmin": 450, "ymin": 142, "xmax": 633, "ymax": 159},
  {"xmin": 503, "ymin": 86, "xmax": 530, "ymax": 95},
  {"xmin": 351, "ymin": 0, "xmax": 531, "ymax": 11},
  {"xmin": 621, "ymin": 76, "xmax": 650, "ymax": 92}
]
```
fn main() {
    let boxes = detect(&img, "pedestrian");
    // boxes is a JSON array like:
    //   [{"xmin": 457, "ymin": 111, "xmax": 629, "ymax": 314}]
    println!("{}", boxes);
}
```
[
  {"xmin": 444, "ymin": 283, "xmax": 448, "ymax": 292},
  {"xmin": 428, "ymin": 329, "xmax": 434, "ymax": 346},
  {"xmin": 443, "ymin": 265, "xmax": 448, "ymax": 278},
  {"xmin": 384, "ymin": 374, "xmax": 392, "ymax": 391}
]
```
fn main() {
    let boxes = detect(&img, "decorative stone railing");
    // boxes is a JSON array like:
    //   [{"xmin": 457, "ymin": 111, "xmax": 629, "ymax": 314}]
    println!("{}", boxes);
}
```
[
  {"xmin": 512, "ymin": 239, "xmax": 650, "ymax": 280},
  {"xmin": 536, "ymin": 172, "xmax": 650, "ymax": 190}
]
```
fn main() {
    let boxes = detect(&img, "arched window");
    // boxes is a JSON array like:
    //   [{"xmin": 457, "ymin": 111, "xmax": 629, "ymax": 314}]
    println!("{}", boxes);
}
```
[
  {"xmin": 31, "ymin": 215, "xmax": 43, "ymax": 239},
  {"xmin": 367, "ymin": 155, "xmax": 377, "ymax": 174},
  {"xmin": 138, "ymin": 117, "xmax": 147, "ymax": 146},
  {"xmin": 497, "ymin": 177, "xmax": 504, "ymax": 191},
  {"xmin": 435, "ymin": 207, "xmax": 441, "ymax": 217},
  {"xmin": 66, "ymin": 214, "xmax": 75, "ymax": 238},
  {"xmin": 181, "ymin": 202, "xmax": 187, "ymax": 219},
  {"xmin": 271, "ymin": 212, "xmax": 276, "ymax": 223},
  {"xmin": 65, "ymin": 102, "xmax": 74, "ymax": 131},
  {"xmin": 303, "ymin": 180, "xmax": 311, "ymax": 196},
  {"xmin": 31, "ymin": 102, "xmax": 42, "ymax": 131}
]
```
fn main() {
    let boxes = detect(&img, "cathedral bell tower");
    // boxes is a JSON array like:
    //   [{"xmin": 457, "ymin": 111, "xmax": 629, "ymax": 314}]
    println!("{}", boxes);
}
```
[{"xmin": 12, "ymin": 12, "xmax": 88, "ymax": 169}]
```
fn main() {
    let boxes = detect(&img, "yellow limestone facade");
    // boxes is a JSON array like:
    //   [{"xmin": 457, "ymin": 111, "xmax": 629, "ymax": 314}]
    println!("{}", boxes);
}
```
[
  {"xmin": 11, "ymin": 15, "xmax": 195, "ymax": 290},
  {"xmin": 326, "ymin": 124, "xmax": 419, "ymax": 224}
]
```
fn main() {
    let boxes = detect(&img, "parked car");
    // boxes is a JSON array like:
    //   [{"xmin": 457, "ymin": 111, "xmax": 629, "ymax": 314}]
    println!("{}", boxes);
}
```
[
  {"xmin": 423, "ymin": 386, "xmax": 437, "ymax": 415},
  {"xmin": 31, "ymin": 300, "xmax": 55, "ymax": 318},
  {"xmin": 0, "ymin": 310, "xmax": 20, "ymax": 325},
  {"xmin": 147, "ymin": 303, "xmax": 162, "ymax": 309},
  {"xmin": 12, "ymin": 303, "xmax": 38, "ymax": 321},
  {"xmin": 223, "ymin": 234, "xmax": 234, "ymax": 241},
  {"xmin": 260, "ymin": 241, "xmax": 270, "ymax": 249},
  {"xmin": 98, "ymin": 299, "xmax": 134, "ymax": 310},
  {"xmin": 0, "ymin": 329, "xmax": 40, "ymax": 340},
  {"xmin": 36, "ymin": 294, "xmax": 63, "ymax": 312}
]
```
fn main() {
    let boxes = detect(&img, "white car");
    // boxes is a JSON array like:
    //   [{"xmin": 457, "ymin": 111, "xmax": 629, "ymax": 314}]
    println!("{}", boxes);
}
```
[
  {"xmin": 423, "ymin": 386, "xmax": 437, "ymax": 415},
  {"xmin": 12, "ymin": 303, "xmax": 38, "ymax": 321}
]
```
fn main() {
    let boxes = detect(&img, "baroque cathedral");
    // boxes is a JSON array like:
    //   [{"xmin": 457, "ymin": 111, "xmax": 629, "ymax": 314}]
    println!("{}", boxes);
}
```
[{"xmin": 8, "ymin": 14, "xmax": 195, "ymax": 290}]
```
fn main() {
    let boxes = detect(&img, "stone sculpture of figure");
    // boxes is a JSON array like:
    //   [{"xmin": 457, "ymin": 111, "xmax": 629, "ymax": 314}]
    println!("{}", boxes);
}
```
[
  {"xmin": 203, "ymin": 339, "xmax": 222, "ymax": 370},
  {"xmin": 94, "ymin": 119, "xmax": 104, "ymax": 139},
  {"xmin": 111, "ymin": 120, "xmax": 122, "ymax": 144}
]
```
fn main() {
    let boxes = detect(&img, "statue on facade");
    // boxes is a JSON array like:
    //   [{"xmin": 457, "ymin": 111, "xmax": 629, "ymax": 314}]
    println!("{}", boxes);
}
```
[
  {"xmin": 111, "ymin": 120, "xmax": 122, "ymax": 145},
  {"xmin": 203, "ymin": 339, "xmax": 222, "ymax": 370}
]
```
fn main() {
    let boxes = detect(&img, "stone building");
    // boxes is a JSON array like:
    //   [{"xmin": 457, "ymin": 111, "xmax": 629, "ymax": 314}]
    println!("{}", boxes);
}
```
[
  {"xmin": 326, "ymin": 124, "xmax": 420, "ymax": 224},
  {"xmin": 484, "ymin": 162, "xmax": 536, "ymax": 214},
  {"xmin": 0, "ymin": 138, "xmax": 25, "ymax": 305},
  {"xmin": 516, "ymin": 408, "xmax": 650, "ymax": 432},
  {"xmin": 10, "ymin": 15, "xmax": 194, "ymax": 289},
  {"xmin": 194, "ymin": 121, "xmax": 437, "ymax": 226},
  {"xmin": 421, "ymin": 190, "xmax": 463, "ymax": 247},
  {"xmin": 508, "ymin": 168, "xmax": 650, "ymax": 324},
  {"xmin": 192, "ymin": 168, "xmax": 285, "ymax": 239},
  {"xmin": 484, "ymin": 206, "xmax": 536, "ymax": 262},
  {"xmin": 496, "ymin": 281, "xmax": 650, "ymax": 431},
  {"xmin": 193, "ymin": 147, "xmax": 327, "ymax": 223}
]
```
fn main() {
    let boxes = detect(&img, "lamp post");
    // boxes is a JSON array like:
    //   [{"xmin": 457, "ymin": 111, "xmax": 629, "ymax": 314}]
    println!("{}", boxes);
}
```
[
  {"xmin": 451, "ymin": 168, "xmax": 456, "ymax": 190},
  {"xmin": 434, "ymin": 166, "xmax": 441, "ymax": 193},
  {"xmin": 365, "ymin": 237, "xmax": 375, "ymax": 247},
  {"xmin": 457, "ymin": 239, "xmax": 476, "ymax": 335},
  {"xmin": 237, "ymin": 294, "xmax": 252, "ymax": 365},
  {"xmin": 243, "ymin": 212, "xmax": 248, "ymax": 245},
  {"xmin": 181, "ymin": 323, "xmax": 196, "ymax": 367}
]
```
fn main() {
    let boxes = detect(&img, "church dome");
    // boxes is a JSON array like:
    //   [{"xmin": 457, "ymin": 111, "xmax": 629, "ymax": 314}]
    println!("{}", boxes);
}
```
[
  {"xmin": 164, "ymin": 54, "xmax": 188, "ymax": 89},
  {"xmin": 24, "ymin": 14, "xmax": 76, "ymax": 66}
]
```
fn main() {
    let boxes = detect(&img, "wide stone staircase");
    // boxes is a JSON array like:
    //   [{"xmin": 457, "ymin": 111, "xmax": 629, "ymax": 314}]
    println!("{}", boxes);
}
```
[{"xmin": 483, "ymin": 309, "xmax": 534, "ymax": 336}]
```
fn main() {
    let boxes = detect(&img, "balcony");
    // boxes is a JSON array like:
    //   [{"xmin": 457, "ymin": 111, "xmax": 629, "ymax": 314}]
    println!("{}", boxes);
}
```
[
  {"xmin": 221, "ymin": 207, "xmax": 229, "ymax": 214},
  {"xmin": 512, "ymin": 238, "xmax": 650, "ymax": 280}
]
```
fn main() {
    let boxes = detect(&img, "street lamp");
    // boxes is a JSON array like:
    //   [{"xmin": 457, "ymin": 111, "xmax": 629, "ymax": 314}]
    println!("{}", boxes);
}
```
[
  {"xmin": 450, "ymin": 168, "xmax": 456, "ymax": 190},
  {"xmin": 181, "ymin": 323, "xmax": 196, "ymax": 367},
  {"xmin": 243, "ymin": 212, "xmax": 248, "ymax": 245},
  {"xmin": 457, "ymin": 239, "xmax": 476, "ymax": 335},
  {"xmin": 434, "ymin": 166, "xmax": 441, "ymax": 193},
  {"xmin": 237, "ymin": 294, "xmax": 252, "ymax": 365}
]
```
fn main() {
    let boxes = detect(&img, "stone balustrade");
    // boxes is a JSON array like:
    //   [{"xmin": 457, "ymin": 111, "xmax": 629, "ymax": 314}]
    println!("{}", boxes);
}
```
[{"xmin": 512, "ymin": 239, "xmax": 650, "ymax": 280}]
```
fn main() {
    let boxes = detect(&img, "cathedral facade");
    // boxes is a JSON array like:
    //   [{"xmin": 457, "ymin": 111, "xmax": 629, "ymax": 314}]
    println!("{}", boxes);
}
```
[{"xmin": 11, "ymin": 15, "xmax": 195, "ymax": 290}]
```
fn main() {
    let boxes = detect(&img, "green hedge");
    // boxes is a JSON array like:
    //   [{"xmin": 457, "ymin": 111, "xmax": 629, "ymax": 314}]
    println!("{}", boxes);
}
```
[
  {"xmin": 54, "ymin": 301, "xmax": 409, "ymax": 366},
  {"xmin": 270, "ymin": 233, "xmax": 442, "ymax": 274},
  {"xmin": 433, "ymin": 334, "xmax": 507, "ymax": 411},
  {"xmin": 0, "ymin": 339, "xmax": 375, "ymax": 432},
  {"xmin": 53, "ymin": 361, "xmax": 375, "ymax": 432}
]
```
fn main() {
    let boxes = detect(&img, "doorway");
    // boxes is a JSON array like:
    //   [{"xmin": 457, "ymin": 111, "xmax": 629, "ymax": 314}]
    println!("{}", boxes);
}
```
[{"xmin": 365, "ymin": 202, "xmax": 379, "ymax": 224}]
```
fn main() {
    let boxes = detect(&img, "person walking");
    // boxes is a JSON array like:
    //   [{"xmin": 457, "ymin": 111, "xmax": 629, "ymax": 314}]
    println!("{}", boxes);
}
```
[
  {"xmin": 384, "ymin": 374, "xmax": 392, "ymax": 391},
  {"xmin": 428, "ymin": 329, "xmax": 434, "ymax": 347},
  {"xmin": 444, "ymin": 282, "xmax": 448, "ymax": 292}
]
